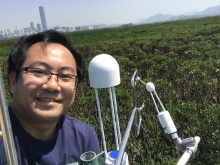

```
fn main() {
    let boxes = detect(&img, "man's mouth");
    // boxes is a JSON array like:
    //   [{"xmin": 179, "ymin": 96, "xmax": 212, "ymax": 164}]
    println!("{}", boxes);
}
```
[{"xmin": 37, "ymin": 98, "xmax": 59, "ymax": 103}]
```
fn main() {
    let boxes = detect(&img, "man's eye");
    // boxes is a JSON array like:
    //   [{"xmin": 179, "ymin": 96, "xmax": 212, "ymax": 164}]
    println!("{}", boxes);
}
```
[
  {"xmin": 59, "ymin": 74, "xmax": 72, "ymax": 79},
  {"xmin": 32, "ymin": 70, "xmax": 49, "ymax": 75}
]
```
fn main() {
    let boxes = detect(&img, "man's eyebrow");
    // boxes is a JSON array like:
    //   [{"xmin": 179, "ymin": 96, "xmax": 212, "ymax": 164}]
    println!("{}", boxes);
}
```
[
  {"xmin": 29, "ymin": 61, "xmax": 50, "ymax": 68},
  {"xmin": 59, "ymin": 67, "xmax": 76, "ymax": 73},
  {"xmin": 28, "ymin": 61, "xmax": 76, "ymax": 73}
]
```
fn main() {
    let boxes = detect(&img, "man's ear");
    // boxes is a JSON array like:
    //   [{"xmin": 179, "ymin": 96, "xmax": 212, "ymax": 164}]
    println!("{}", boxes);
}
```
[{"xmin": 8, "ymin": 71, "xmax": 17, "ymax": 94}]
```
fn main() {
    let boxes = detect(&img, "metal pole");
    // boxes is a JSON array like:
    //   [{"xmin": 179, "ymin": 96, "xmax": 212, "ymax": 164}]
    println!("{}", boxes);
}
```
[
  {"xmin": 94, "ymin": 88, "xmax": 107, "ymax": 154},
  {"xmin": 111, "ymin": 87, "xmax": 121, "ymax": 145},
  {"xmin": 108, "ymin": 88, "xmax": 119, "ymax": 149},
  {"xmin": 0, "ymin": 68, "xmax": 18, "ymax": 165},
  {"xmin": 115, "ymin": 108, "xmax": 136, "ymax": 165}
]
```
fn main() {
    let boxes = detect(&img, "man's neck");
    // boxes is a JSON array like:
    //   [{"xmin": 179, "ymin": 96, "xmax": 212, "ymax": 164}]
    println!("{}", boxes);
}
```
[
  {"xmin": 13, "ymin": 113, "xmax": 58, "ymax": 141},
  {"xmin": 18, "ymin": 120, "xmax": 58, "ymax": 141}
]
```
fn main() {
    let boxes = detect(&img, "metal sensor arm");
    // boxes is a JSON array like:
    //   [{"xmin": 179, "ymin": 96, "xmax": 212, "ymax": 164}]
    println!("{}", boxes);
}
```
[{"xmin": 144, "ymin": 81, "xmax": 200, "ymax": 165}]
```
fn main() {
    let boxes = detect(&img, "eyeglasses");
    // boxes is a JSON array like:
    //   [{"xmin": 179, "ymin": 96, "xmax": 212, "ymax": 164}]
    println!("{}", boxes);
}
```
[{"xmin": 20, "ymin": 67, "xmax": 78, "ymax": 87}]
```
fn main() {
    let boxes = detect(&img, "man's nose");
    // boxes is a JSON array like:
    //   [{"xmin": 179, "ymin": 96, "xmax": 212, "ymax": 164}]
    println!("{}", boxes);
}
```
[{"xmin": 42, "ymin": 75, "xmax": 61, "ymax": 92}]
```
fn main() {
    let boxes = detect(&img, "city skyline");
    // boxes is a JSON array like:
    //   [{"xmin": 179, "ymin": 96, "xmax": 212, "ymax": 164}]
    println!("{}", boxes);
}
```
[{"xmin": 1, "ymin": 0, "xmax": 220, "ymax": 31}]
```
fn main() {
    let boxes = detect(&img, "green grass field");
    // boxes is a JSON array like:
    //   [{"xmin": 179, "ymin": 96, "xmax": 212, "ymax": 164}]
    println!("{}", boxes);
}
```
[{"xmin": 1, "ymin": 16, "xmax": 220, "ymax": 164}]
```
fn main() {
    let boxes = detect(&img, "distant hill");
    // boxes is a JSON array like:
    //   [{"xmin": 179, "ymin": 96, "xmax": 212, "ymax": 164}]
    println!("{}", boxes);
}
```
[
  {"xmin": 93, "ymin": 5, "xmax": 220, "ymax": 29},
  {"xmin": 137, "ymin": 5, "xmax": 220, "ymax": 24},
  {"xmin": 139, "ymin": 14, "xmax": 173, "ymax": 24},
  {"xmin": 196, "ymin": 5, "xmax": 220, "ymax": 16}
]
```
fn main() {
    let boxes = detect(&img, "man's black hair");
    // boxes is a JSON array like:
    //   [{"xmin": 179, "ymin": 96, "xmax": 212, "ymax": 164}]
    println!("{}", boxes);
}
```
[{"xmin": 7, "ymin": 30, "xmax": 84, "ymax": 85}]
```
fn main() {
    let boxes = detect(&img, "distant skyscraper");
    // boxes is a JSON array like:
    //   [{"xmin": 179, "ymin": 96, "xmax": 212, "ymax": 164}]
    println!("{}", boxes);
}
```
[
  {"xmin": 37, "ymin": 23, "xmax": 42, "ymax": 31},
  {"xmin": 39, "ymin": 6, "xmax": 48, "ymax": 31},
  {"xmin": 30, "ymin": 22, "xmax": 35, "ymax": 31}
]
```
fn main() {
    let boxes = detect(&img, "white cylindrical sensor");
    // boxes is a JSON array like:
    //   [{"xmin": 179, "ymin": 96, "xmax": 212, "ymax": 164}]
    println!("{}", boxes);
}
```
[
  {"xmin": 157, "ymin": 111, "xmax": 177, "ymax": 134},
  {"xmin": 88, "ymin": 54, "xmax": 120, "ymax": 88}
]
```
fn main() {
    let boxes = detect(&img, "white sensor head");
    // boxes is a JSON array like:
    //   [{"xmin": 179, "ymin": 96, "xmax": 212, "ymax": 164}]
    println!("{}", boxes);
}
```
[
  {"xmin": 88, "ymin": 54, "xmax": 120, "ymax": 88},
  {"xmin": 146, "ymin": 82, "xmax": 155, "ymax": 92}
]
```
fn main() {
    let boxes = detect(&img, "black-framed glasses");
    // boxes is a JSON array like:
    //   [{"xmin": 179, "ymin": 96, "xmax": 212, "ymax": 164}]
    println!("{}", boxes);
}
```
[{"xmin": 20, "ymin": 67, "xmax": 78, "ymax": 87}]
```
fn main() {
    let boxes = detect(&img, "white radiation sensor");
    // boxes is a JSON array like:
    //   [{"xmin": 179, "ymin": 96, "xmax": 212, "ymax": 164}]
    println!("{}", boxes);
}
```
[
  {"xmin": 88, "ymin": 54, "xmax": 120, "ymax": 88},
  {"xmin": 157, "ymin": 111, "xmax": 177, "ymax": 134}
]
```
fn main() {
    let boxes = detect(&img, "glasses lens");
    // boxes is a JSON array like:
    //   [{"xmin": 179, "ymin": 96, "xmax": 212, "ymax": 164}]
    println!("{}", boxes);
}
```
[
  {"xmin": 58, "ymin": 74, "xmax": 78, "ymax": 87},
  {"xmin": 27, "ymin": 68, "xmax": 49, "ymax": 81},
  {"xmin": 26, "ymin": 68, "xmax": 77, "ymax": 87}
]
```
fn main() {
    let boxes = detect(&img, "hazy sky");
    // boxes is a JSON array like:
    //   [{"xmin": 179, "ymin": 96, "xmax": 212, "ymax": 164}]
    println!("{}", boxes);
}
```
[{"xmin": 1, "ymin": 0, "xmax": 220, "ymax": 31}]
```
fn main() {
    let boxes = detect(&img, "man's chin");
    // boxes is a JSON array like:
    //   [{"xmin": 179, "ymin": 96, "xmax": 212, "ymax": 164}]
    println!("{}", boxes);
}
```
[{"xmin": 32, "ymin": 108, "xmax": 64, "ymax": 120}]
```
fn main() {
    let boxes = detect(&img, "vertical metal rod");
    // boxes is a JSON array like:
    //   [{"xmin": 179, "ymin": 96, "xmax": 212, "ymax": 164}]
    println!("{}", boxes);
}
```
[
  {"xmin": 131, "ymin": 70, "xmax": 139, "ymax": 137},
  {"xmin": 108, "ymin": 88, "xmax": 119, "ymax": 149},
  {"xmin": 131, "ymin": 70, "xmax": 137, "ymax": 110},
  {"xmin": 153, "ymin": 91, "xmax": 166, "ymax": 111},
  {"xmin": 94, "ymin": 88, "xmax": 107, "ymax": 153},
  {"xmin": 0, "ymin": 69, "xmax": 18, "ymax": 165},
  {"xmin": 150, "ymin": 92, "xmax": 160, "ymax": 114},
  {"xmin": 111, "ymin": 87, "xmax": 121, "ymax": 146}
]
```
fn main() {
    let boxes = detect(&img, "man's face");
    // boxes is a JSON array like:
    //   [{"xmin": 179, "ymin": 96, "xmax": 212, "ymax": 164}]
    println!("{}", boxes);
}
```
[{"xmin": 9, "ymin": 42, "xmax": 77, "ymax": 123}]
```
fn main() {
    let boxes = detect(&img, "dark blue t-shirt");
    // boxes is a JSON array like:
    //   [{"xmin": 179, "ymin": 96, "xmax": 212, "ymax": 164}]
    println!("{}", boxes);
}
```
[{"xmin": 0, "ymin": 106, "xmax": 100, "ymax": 165}]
